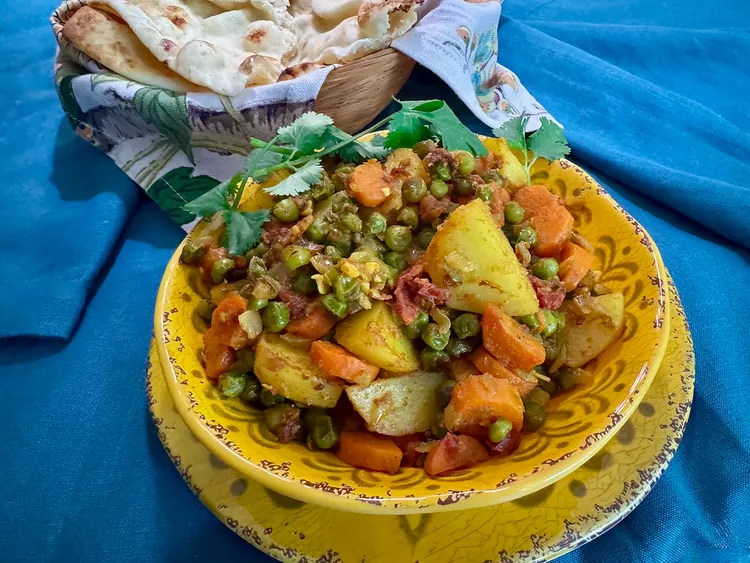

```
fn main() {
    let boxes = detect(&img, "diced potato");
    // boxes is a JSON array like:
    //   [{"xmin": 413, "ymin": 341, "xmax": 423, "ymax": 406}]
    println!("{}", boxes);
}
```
[
  {"xmin": 424, "ymin": 199, "xmax": 539, "ymax": 316},
  {"xmin": 560, "ymin": 293, "xmax": 625, "ymax": 368},
  {"xmin": 335, "ymin": 302, "xmax": 419, "ymax": 373},
  {"xmin": 254, "ymin": 333, "xmax": 343, "ymax": 408},
  {"xmin": 346, "ymin": 372, "xmax": 445, "ymax": 436},
  {"xmin": 384, "ymin": 148, "xmax": 430, "ymax": 182},
  {"xmin": 481, "ymin": 138, "xmax": 527, "ymax": 188}
]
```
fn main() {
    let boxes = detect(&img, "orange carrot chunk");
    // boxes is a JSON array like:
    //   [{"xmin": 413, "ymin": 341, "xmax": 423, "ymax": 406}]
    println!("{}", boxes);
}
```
[
  {"xmin": 512, "ymin": 184, "xmax": 562, "ymax": 218},
  {"xmin": 443, "ymin": 373, "xmax": 525, "ymax": 433},
  {"xmin": 285, "ymin": 302, "xmax": 337, "ymax": 340},
  {"xmin": 450, "ymin": 357, "xmax": 481, "ymax": 382},
  {"xmin": 347, "ymin": 162, "xmax": 392, "ymax": 207},
  {"xmin": 337, "ymin": 431, "xmax": 403, "ymax": 474},
  {"xmin": 310, "ymin": 341, "xmax": 379, "ymax": 386},
  {"xmin": 482, "ymin": 303, "xmax": 545, "ymax": 371},
  {"xmin": 424, "ymin": 433, "xmax": 490, "ymax": 476},
  {"xmin": 469, "ymin": 347, "xmax": 538, "ymax": 397},
  {"xmin": 558, "ymin": 241, "xmax": 594, "ymax": 291},
  {"xmin": 530, "ymin": 205, "xmax": 575, "ymax": 257}
]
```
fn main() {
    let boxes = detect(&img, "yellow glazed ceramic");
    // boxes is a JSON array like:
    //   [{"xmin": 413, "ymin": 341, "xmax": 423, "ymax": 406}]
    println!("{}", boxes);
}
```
[
  {"xmin": 154, "ymin": 145, "xmax": 670, "ymax": 514},
  {"xmin": 147, "ymin": 272, "xmax": 693, "ymax": 562}
]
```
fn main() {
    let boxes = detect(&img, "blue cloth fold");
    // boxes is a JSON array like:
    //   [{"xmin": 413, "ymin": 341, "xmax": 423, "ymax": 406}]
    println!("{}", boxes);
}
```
[{"xmin": 1, "ymin": 1, "xmax": 750, "ymax": 562}]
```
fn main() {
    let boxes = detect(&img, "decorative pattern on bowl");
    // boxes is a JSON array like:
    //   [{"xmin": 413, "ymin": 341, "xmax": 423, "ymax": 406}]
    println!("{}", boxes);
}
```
[{"xmin": 154, "ymin": 152, "xmax": 670, "ymax": 514}]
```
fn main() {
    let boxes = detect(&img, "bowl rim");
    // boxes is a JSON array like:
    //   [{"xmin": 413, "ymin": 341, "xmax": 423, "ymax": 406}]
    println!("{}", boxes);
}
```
[{"xmin": 154, "ymin": 158, "xmax": 671, "ymax": 514}]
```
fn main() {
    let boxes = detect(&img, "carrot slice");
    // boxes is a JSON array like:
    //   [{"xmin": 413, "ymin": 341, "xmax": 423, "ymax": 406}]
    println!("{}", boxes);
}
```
[
  {"xmin": 310, "ymin": 341, "xmax": 379, "ymax": 386},
  {"xmin": 285, "ymin": 302, "xmax": 336, "ymax": 340},
  {"xmin": 530, "ymin": 205, "xmax": 575, "ymax": 257},
  {"xmin": 337, "ymin": 431, "xmax": 403, "ymax": 474},
  {"xmin": 443, "ymin": 373, "xmax": 525, "ymax": 433},
  {"xmin": 203, "ymin": 294, "xmax": 248, "ymax": 380},
  {"xmin": 482, "ymin": 304, "xmax": 545, "ymax": 371},
  {"xmin": 450, "ymin": 357, "xmax": 481, "ymax": 382},
  {"xmin": 558, "ymin": 241, "xmax": 594, "ymax": 291},
  {"xmin": 424, "ymin": 433, "xmax": 490, "ymax": 476},
  {"xmin": 469, "ymin": 347, "xmax": 538, "ymax": 397},
  {"xmin": 347, "ymin": 162, "xmax": 392, "ymax": 207},
  {"xmin": 512, "ymin": 184, "xmax": 562, "ymax": 218}
]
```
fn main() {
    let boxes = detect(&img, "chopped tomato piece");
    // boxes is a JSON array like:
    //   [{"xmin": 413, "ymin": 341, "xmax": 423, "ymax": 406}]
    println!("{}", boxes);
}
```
[{"xmin": 424, "ymin": 433, "xmax": 490, "ymax": 476}]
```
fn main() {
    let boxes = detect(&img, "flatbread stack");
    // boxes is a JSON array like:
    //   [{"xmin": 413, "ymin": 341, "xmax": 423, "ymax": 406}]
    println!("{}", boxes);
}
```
[{"xmin": 61, "ymin": 0, "xmax": 423, "ymax": 95}]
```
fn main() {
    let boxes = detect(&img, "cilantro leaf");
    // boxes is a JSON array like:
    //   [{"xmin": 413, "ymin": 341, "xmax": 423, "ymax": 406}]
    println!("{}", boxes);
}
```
[
  {"xmin": 245, "ymin": 147, "xmax": 284, "ymax": 181},
  {"xmin": 320, "ymin": 128, "xmax": 390, "ymax": 162},
  {"xmin": 277, "ymin": 112, "xmax": 334, "ymax": 155},
  {"xmin": 492, "ymin": 115, "xmax": 528, "ymax": 151},
  {"xmin": 385, "ymin": 110, "xmax": 431, "ymax": 150},
  {"xmin": 222, "ymin": 209, "xmax": 271, "ymax": 256},
  {"xmin": 264, "ymin": 160, "xmax": 324, "ymax": 197},
  {"xmin": 390, "ymin": 99, "xmax": 488, "ymax": 156},
  {"xmin": 183, "ymin": 180, "xmax": 230, "ymax": 216},
  {"xmin": 526, "ymin": 117, "xmax": 570, "ymax": 162}
]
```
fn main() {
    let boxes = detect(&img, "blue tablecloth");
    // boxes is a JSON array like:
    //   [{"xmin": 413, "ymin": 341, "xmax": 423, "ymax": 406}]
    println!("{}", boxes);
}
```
[{"xmin": 2, "ymin": 1, "xmax": 749, "ymax": 561}]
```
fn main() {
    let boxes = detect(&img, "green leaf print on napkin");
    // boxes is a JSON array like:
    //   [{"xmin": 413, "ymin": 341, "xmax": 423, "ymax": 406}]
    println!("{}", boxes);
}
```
[
  {"xmin": 133, "ymin": 87, "xmax": 194, "ymax": 163},
  {"xmin": 57, "ymin": 75, "xmax": 84, "ymax": 129},
  {"xmin": 148, "ymin": 166, "xmax": 220, "ymax": 225}
]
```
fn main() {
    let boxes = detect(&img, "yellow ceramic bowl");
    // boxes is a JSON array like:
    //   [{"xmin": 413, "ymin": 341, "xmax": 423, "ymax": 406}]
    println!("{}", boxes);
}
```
[{"xmin": 155, "ymin": 147, "xmax": 670, "ymax": 515}]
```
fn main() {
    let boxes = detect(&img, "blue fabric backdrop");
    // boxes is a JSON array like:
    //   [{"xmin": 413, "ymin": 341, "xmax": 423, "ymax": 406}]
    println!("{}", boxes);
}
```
[{"xmin": 1, "ymin": 0, "xmax": 749, "ymax": 561}]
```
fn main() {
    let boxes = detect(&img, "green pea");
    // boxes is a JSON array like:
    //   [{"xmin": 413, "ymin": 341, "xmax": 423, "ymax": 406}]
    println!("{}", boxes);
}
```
[
  {"xmin": 246, "ymin": 256, "xmax": 267, "ymax": 278},
  {"xmin": 383, "ymin": 251, "xmax": 407, "ymax": 272},
  {"xmin": 356, "ymin": 236, "xmax": 387, "ymax": 256},
  {"xmin": 306, "ymin": 217, "xmax": 329, "ymax": 243},
  {"xmin": 446, "ymin": 338, "xmax": 472, "ymax": 358},
  {"xmin": 335, "ymin": 275, "xmax": 360, "ymax": 302},
  {"xmin": 283, "ymin": 246, "xmax": 312, "ymax": 271},
  {"xmin": 247, "ymin": 297, "xmax": 268, "ymax": 311},
  {"xmin": 273, "ymin": 198, "xmax": 299, "ymax": 222},
  {"xmin": 558, "ymin": 367, "xmax": 578, "ymax": 391},
  {"xmin": 476, "ymin": 184, "xmax": 493, "ymax": 202},
  {"xmin": 321, "ymin": 294, "xmax": 348, "ymax": 318},
  {"xmin": 421, "ymin": 348, "xmax": 450, "ymax": 371},
  {"xmin": 235, "ymin": 348, "xmax": 255, "ymax": 371},
  {"xmin": 436, "ymin": 379, "xmax": 456, "ymax": 408},
  {"xmin": 539, "ymin": 310, "xmax": 559, "ymax": 338},
  {"xmin": 504, "ymin": 201, "xmax": 525, "ymax": 224},
  {"xmin": 452, "ymin": 313, "xmax": 481, "ymax": 339},
  {"xmin": 340, "ymin": 212, "xmax": 363, "ymax": 233},
  {"xmin": 181, "ymin": 242, "xmax": 205, "ymax": 264},
  {"xmin": 516, "ymin": 226, "xmax": 538, "ymax": 246},
  {"xmin": 325, "ymin": 246, "xmax": 343, "ymax": 260},
  {"xmin": 432, "ymin": 161, "xmax": 451, "ymax": 181},
  {"xmin": 363, "ymin": 212, "xmax": 387, "ymax": 235},
  {"xmin": 262, "ymin": 302, "xmax": 290, "ymax": 332},
  {"xmin": 422, "ymin": 323, "xmax": 450, "ymax": 351},
  {"xmin": 246, "ymin": 241, "xmax": 270, "ymax": 260},
  {"xmin": 532, "ymin": 258, "xmax": 559, "ymax": 280},
  {"xmin": 416, "ymin": 228, "xmax": 435, "ymax": 249},
  {"xmin": 488, "ymin": 418, "xmax": 513, "ymax": 443},
  {"xmin": 483, "ymin": 170, "xmax": 503, "ymax": 183},
  {"xmin": 539, "ymin": 377, "xmax": 557, "ymax": 396},
  {"xmin": 304, "ymin": 407, "xmax": 327, "ymax": 429},
  {"xmin": 260, "ymin": 388, "xmax": 285, "ymax": 407},
  {"xmin": 218, "ymin": 372, "xmax": 246, "ymax": 398},
  {"xmin": 326, "ymin": 229, "xmax": 352, "ymax": 256},
  {"xmin": 523, "ymin": 401, "xmax": 547, "ymax": 432},
  {"xmin": 431, "ymin": 414, "xmax": 448, "ymax": 439},
  {"xmin": 385, "ymin": 225, "xmax": 412, "ymax": 252},
  {"xmin": 454, "ymin": 176, "xmax": 475, "ymax": 196},
  {"xmin": 397, "ymin": 207, "xmax": 419, "ymax": 229},
  {"xmin": 312, "ymin": 415, "xmax": 339, "ymax": 449},
  {"xmin": 403, "ymin": 177, "xmax": 427, "ymax": 203},
  {"xmin": 526, "ymin": 387, "xmax": 551, "ymax": 407},
  {"xmin": 240, "ymin": 375, "xmax": 261, "ymax": 403},
  {"xmin": 211, "ymin": 258, "xmax": 235, "ymax": 284},
  {"xmin": 430, "ymin": 179, "xmax": 449, "ymax": 199},
  {"xmin": 414, "ymin": 140, "xmax": 437, "ymax": 158},
  {"xmin": 403, "ymin": 310, "xmax": 429, "ymax": 339},
  {"xmin": 195, "ymin": 299, "xmax": 216, "ymax": 322},
  {"xmin": 292, "ymin": 274, "xmax": 317, "ymax": 296},
  {"xmin": 332, "ymin": 164, "xmax": 355, "ymax": 191},
  {"xmin": 311, "ymin": 174, "xmax": 335, "ymax": 201},
  {"xmin": 552, "ymin": 310, "xmax": 566, "ymax": 331},
  {"xmin": 518, "ymin": 313, "xmax": 541, "ymax": 332},
  {"xmin": 456, "ymin": 151, "xmax": 475, "ymax": 176}
]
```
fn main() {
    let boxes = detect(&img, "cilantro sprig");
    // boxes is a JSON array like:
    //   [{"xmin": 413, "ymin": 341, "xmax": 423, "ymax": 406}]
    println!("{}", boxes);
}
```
[
  {"xmin": 184, "ymin": 99, "xmax": 494, "ymax": 255},
  {"xmin": 493, "ymin": 114, "xmax": 570, "ymax": 184}
]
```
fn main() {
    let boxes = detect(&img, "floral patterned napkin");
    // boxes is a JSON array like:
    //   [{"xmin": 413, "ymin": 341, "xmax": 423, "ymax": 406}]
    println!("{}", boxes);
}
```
[{"xmin": 51, "ymin": 0, "xmax": 551, "ymax": 230}]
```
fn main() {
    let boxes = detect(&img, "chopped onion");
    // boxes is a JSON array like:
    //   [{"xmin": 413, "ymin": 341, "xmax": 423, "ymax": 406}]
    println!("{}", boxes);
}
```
[{"xmin": 238, "ymin": 310, "xmax": 262, "ymax": 340}]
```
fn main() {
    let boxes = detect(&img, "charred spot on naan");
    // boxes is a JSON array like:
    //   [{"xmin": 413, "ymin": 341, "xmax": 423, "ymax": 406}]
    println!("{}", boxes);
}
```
[
  {"xmin": 278, "ymin": 62, "xmax": 326, "ymax": 82},
  {"xmin": 162, "ymin": 5, "xmax": 189, "ymax": 29},
  {"xmin": 358, "ymin": 0, "xmax": 423, "ymax": 39}
]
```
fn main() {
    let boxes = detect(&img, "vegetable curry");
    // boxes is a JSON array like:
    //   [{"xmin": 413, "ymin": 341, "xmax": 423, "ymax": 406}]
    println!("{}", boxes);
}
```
[{"xmin": 180, "ymin": 103, "xmax": 625, "ymax": 477}]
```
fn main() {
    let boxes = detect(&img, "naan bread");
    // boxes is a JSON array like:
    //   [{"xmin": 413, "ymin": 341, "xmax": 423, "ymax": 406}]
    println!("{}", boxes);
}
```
[
  {"xmin": 62, "ymin": 6, "xmax": 203, "ymax": 92},
  {"xmin": 90, "ymin": 0, "xmax": 296, "ymax": 95}
]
